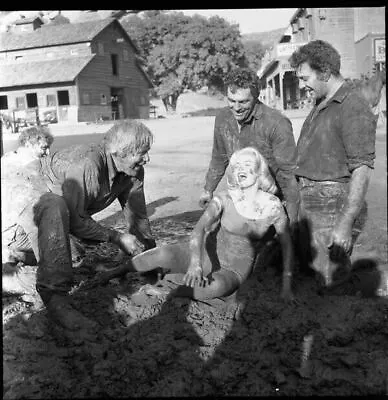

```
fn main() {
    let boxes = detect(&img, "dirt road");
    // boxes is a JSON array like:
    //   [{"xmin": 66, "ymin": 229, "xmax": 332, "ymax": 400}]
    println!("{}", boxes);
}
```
[{"xmin": 2, "ymin": 117, "xmax": 387, "ymax": 398}]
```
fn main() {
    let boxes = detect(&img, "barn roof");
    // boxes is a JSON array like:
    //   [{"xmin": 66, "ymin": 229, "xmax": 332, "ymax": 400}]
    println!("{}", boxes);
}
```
[
  {"xmin": 0, "ymin": 18, "xmax": 138, "ymax": 53},
  {"xmin": 0, "ymin": 55, "xmax": 95, "ymax": 87},
  {"xmin": 14, "ymin": 16, "xmax": 44, "ymax": 25}
]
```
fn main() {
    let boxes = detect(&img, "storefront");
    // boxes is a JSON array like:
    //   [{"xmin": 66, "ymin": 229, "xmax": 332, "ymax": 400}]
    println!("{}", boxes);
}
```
[{"xmin": 258, "ymin": 42, "xmax": 307, "ymax": 111}]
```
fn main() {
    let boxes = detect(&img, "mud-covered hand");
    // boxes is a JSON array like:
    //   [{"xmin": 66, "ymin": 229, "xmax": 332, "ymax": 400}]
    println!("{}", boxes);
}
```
[
  {"xmin": 111, "ymin": 232, "xmax": 144, "ymax": 256},
  {"xmin": 328, "ymin": 218, "xmax": 353, "ymax": 258},
  {"xmin": 199, "ymin": 190, "xmax": 213, "ymax": 209},
  {"xmin": 183, "ymin": 261, "xmax": 208, "ymax": 288}
]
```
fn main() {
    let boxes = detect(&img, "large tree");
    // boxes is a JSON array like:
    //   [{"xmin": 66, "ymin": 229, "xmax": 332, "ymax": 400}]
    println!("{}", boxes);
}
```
[
  {"xmin": 121, "ymin": 11, "xmax": 247, "ymax": 111},
  {"xmin": 243, "ymin": 40, "xmax": 268, "ymax": 72}
]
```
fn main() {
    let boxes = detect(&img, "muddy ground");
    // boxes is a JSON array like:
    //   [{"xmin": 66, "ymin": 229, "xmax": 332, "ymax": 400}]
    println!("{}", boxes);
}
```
[{"xmin": 3, "ymin": 119, "xmax": 388, "ymax": 398}]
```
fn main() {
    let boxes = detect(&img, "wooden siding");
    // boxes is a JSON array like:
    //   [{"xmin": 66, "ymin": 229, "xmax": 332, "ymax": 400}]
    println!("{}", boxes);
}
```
[
  {"xmin": 0, "ymin": 84, "xmax": 78, "ymax": 123},
  {"xmin": 76, "ymin": 23, "xmax": 150, "ymax": 121},
  {"xmin": 0, "ymin": 42, "xmax": 92, "ymax": 63},
  {"xmin": 0, "ymin": 20, "xmax": 151, "ymax": 123}
]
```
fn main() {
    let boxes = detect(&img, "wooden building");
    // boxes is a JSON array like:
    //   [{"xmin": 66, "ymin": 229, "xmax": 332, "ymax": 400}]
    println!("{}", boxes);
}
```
[
  {"xmin": 258, "ymin": 7, "xmax": 385, "ymax": 112},
  {"xmin": 0, "ymin": 17, "xmax": 153, "ymax": 124}
]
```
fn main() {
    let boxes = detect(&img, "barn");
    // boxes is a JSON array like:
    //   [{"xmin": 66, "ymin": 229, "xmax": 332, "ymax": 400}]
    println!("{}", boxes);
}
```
[{"xmin": 0, "ymin": 17, "xmax": 153, "ymax": 124}]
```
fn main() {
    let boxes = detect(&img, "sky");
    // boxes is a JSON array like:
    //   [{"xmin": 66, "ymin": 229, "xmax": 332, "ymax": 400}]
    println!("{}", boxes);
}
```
[{"xmin": 175, "ymin": 8, "xmax": 298, "ymax": 34}]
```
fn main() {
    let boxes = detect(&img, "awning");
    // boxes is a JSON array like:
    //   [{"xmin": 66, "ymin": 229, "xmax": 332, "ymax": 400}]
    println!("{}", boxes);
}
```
[{"xmin": 258, "ymin": 59, "xmax": 279, "ymax": 79}]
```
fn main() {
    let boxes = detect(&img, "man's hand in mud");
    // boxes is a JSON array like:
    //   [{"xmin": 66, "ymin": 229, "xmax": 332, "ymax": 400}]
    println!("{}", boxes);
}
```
[
  {"xmin": 183, "ymin": 263, "xmax": 208, "ymax": 288},
  {"xmin": 111, "ymin": 232, "xmax": 144, "ymax": 256},
  {"xmin": 199, "ymin": 190, "xmax": 213, "ymax": 209},
  {"xmin": 328, "ymin": 218, "xmax": 353, "ymax": 258}
]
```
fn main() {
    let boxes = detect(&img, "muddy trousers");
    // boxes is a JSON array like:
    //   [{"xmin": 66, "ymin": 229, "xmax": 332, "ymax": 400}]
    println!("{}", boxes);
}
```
[
  {"xmin": 4, "ymin": 193, "xmax": 74, "ymax": 304},
  {"xmin": 297, "ymin": 178, "xmax": 366, "ymax": 286}
]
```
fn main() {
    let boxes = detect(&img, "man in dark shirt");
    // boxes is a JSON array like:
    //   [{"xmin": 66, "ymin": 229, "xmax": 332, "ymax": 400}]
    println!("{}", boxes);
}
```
[
  {"xmin": 199, "ymin": 67, "xmax": 299, "ymax": 229},
  {"xmin": 289, "ymin": 40, "xmax": 376, "ymax": 287},
  {"xmin": 2, "ymin": 120, "xmax": 156, "ymax": 332}
]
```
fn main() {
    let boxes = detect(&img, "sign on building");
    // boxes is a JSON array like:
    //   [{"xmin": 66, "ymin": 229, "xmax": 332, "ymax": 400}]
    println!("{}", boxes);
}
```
[
  {"xmin": 276, "ymin": 42, "xmax": 307, "ymax": 58},
  {"xmin": 374, "ymin": 38, "xmax": 385, "ymax": 63}
]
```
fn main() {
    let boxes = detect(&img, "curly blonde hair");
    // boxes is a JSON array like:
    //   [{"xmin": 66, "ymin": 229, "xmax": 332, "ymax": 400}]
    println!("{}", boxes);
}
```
[
  {"xmin": 18, "ymin": 126, "xmax": 54, "ymax": 148},
  {"xmin": 227, "ymin": 147, "xmax": 277, "ymax": 193}
]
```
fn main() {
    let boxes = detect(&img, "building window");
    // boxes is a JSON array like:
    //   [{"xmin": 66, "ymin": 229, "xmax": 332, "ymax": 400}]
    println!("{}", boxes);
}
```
[
  {"xmin": 123, "ymin": 49, "xmax": 129, "ymax": 61},
  {"xmin": 16, "ymin": 96, "xmax": 26, "ymax": 109},
  {"xmin": 98, "ymin": 42, "xmax": 104, "ymax": 55},
  {"xmin": 57, "ymin": 90, "xmax": 70, "ymax": 106},
  {"xmin": 26, "ymin": 93, "xmax": 38, "ymax": 108},
  {"xmin": 0, "ymin": 95, "xmax": 8, "ymax": 110},
  {"xmin": 46, "ymin": 94, "xmax": 56, "ymax": 107},
  {"xmin": 100, "ymin": 94, "xmax": 107, "ymax": 105},
  {"xmin": 111, "ymin": 54, "xmax": 118, "ymax": 76},
  {"xmin": 82, "ymin": 93, "xmax": 91, "ymax": 105}
]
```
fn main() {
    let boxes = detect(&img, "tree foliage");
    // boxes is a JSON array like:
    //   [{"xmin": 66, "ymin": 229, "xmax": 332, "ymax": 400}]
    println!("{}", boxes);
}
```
[
  {"xmin": 121, "ymin": 11, "xmax": 247, "ymax": 110},
  {"xmin": 243, "ymin": 40, "xmax": 268, "ymax": 72}
]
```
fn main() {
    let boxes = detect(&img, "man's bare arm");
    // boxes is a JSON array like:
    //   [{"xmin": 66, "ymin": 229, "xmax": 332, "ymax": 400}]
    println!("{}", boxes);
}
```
[{"xmin": 329, "ymin": 164, "xmax": 371, "ymax": 254}]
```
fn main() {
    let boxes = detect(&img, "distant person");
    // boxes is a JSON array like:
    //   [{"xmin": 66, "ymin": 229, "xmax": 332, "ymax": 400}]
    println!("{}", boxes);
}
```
[
  {"xmin": 198, "ymin": 67, "xmax": 299, "ymax": 232},
  {"xmin": 91, "ymin": 147, "xmax": 294, "ymax": 302},
  {"xmin": 2, "ymin": 120, "xmax": 156, "ymax": 333},
  {"xmin": 289, "ymin": 40, "xmax": 376, "ymax": 286},
  {"xmin": 2, "ymin": 125, "xmax": 53, "ymax": 165}
]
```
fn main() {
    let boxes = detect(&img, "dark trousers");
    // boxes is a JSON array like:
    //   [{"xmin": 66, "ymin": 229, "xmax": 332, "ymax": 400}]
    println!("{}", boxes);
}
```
[
  {"xmin": 297, "ymin": 178, "xmax": 367, "ymax": 286},
  {"xmin": 5, "ymin": 193, "xmax": 74, "ymax": 303}
]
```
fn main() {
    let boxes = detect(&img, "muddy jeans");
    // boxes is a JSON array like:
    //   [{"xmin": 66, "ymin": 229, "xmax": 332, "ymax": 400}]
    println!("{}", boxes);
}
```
[
  {"xmin": 3, "ymin": 192, "xmax": 74, "ymax": 304},
  {"xmin": 297, "ymin": 177, "xmax": 367, "ymax": 286}
]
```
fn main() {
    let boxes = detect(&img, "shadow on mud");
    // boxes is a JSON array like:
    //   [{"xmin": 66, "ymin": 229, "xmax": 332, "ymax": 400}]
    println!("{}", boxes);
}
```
[{"xmin": 3, "ymin": 205, "xmax": 387, "ymax": 397}]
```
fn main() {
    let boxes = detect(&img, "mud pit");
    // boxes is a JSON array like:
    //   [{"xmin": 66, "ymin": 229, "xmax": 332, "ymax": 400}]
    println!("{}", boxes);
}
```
[
  {"xmin": 3, "ymin": 207, "xmax": 388, "ymax": 398},
  {"xmin": 3, "ymin": 120, "xmax": 388, "ymax": 398}
]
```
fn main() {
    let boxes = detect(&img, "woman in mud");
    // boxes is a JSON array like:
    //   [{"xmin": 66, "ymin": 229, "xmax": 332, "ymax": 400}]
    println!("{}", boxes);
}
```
[{"xmin": 96, "ymin": 147, "xmax": 294, "ymax": 301}]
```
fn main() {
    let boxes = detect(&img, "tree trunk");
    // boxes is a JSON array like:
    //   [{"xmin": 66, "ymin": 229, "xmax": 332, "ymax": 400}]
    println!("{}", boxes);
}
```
[
  {"xmin": 170, "ymin": 92, "xmax": 179, "ymax": 112},
  {"xmin": 162, "ymin": 96, "xmax": 171, "ymax": 113}
]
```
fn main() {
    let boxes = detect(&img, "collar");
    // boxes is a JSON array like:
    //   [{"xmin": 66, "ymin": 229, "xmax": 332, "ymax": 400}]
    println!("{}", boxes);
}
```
[
  {"xmin": 236, "ymin": 101, "xmax": 263, "ymax": 127},
  {"xmin": 329, "ymin": 82, "xmax": 349, "ymax": 103},
  {"xmin": 105, "ymin": 149, "xmax": 118, "ymax": 185}
]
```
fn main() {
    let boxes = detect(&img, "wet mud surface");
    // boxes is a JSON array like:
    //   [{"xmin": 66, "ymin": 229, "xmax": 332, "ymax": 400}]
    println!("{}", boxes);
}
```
[{"xmin": 3, "ymin": 206, "xmax": 388, "ymax": 398}]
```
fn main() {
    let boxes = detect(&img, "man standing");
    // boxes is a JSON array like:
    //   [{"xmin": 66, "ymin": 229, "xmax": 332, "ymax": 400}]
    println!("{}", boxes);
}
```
[
  {"xmin": 289, "ymin": 40, "xmax": 376, "ymax": 286},
  {"xmin": 2, "ymin": 120, "xmax": 156, "ymax": 332},
  {"xmin": 199, "ymin": 67, "xmax": 299, "ymax": 229}
]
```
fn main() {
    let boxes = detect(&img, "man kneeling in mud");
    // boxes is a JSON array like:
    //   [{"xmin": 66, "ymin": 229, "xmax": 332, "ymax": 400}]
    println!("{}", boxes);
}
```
[
  {"xmin": 94, "ymin": 147, "xmax": 294, "ymax": 302},
  {"xmin": 2, "ymin": 120, "xmax": 155, "ymax": 333}
]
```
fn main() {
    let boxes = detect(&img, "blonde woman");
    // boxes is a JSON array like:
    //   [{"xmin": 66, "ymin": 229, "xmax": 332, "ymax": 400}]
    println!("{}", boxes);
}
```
[{"xmin": 95, "ymin": 147, "xmax": 294, "ymax": 301}]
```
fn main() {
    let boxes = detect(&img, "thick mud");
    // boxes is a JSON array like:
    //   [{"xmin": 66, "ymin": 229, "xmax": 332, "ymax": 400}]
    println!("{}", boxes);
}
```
[{"xmin": 3, "ymin": 210, "xmax": 388, "ymax": 398}]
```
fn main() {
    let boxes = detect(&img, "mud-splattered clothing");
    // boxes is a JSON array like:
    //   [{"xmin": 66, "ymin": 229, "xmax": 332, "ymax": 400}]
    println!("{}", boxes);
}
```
[
  {"xmin": 296, "ymin": 83, "xmax": 376, "ymax": 182},
  {"xmin": 40, "ymin": 143, "xmax": 154, "ymax": 244},
  {"xmin": 205, "ymin": 191, "xmax": 285, "ymax": 283},
  {"xmin": 296, "ymin": 84, "xmax": 376, "ymax": 285},
  {"xmin": 204, "ymin": 102, "xmax": 298, "ymax": 206},
  {"xmin": 2, "ymin": 144, "xmax": 154, "ymax": 302}
]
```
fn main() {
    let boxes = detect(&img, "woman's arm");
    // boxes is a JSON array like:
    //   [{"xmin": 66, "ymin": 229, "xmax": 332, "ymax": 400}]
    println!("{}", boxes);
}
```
[{"xmin": 183, "ymin": 196, "xmax": 223, "ymax": 287}]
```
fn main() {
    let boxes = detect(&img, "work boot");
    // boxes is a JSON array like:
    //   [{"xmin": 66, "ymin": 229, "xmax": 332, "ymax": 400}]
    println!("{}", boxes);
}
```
[{"xmin": 46, "ymin": 294, "xmax": 98, "ymax": 332}]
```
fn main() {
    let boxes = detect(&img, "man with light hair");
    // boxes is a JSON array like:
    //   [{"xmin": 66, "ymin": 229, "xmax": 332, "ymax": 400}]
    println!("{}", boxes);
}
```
[
  {"xmin": 2, "ymin": 125, "xmax": 53, "ymax": 164},
  {"xmin": 2, "ymin": 120, "xmax": 156, "ymax": 333}
]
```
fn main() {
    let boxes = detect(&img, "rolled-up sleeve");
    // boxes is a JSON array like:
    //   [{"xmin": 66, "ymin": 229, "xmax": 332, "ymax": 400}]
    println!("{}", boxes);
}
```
[{"xmin": 341, "ymin": 96, "xmax": 376, "ymax": 171}]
